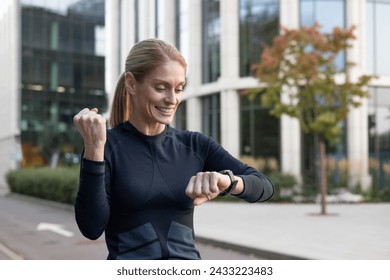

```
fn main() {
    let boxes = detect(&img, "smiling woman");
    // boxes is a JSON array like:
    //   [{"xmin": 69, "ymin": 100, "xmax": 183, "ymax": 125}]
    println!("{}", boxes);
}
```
[{"xmin": 72, "ymin": 38, "xmax": 274, "ymax": 260}]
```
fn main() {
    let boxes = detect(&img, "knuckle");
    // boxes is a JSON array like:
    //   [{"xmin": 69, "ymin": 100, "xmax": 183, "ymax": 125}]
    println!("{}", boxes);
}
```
[
  {"xmin": 93, "ymin": 116, "xmax": 100, "ymax": 124},
  {"xmin": 80, "ymin": 114, "xmax": 89, "ymax": 121},
  {"xmin": 194, "ymin": 188, "xmax": 203, "ymax": 196},
  {"xmin": 100, "ymin": 117, "xmax": 107, "ymax": 125}
]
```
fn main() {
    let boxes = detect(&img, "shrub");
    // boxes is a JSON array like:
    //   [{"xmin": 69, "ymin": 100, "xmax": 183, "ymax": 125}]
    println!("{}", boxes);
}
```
[
  {"xmin": 266, "ymin": 172, "xmax": 297, "ymax": 202},
  {"xmin": 6, "ymin": 167, "xmax": 79, "ymax": 205}
]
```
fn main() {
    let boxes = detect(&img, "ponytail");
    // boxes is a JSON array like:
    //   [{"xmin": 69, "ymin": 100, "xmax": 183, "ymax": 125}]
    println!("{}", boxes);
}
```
[{"xmin": 110, "ymin": 73, "xmax": 131, "ymax": 128}]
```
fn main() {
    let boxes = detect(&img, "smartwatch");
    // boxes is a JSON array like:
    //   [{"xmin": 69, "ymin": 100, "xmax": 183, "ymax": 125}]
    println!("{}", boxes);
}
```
[{"xmin": 218, "ymin": 170, "xmax": 238, "ymax": 196}]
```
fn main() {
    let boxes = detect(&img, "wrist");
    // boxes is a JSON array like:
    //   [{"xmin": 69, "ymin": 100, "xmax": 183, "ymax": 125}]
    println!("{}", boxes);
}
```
[
  {"xmin": 83, "ymin": 146, "xmax": 104, "ymax": 161},
  {"xmin": 231, "ymin": 176, "xmax": 244, "ymax": 195},
  {"xmin": 218, "ymin": 170, "xmax": 238, "ymax": 196}
]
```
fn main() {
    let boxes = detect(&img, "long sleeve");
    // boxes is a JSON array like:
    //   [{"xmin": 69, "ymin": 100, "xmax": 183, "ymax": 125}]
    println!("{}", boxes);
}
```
[
  {"xmin": 236, "ymin": 173, "xmax": 274, "ymax": 202},
  {"xmin": 203, "ymin": 136, "xmax": 274, "ymax": 203},
  {"xmin": 74, "ymin": 158, "xmax": 111, "ymax": 240}
]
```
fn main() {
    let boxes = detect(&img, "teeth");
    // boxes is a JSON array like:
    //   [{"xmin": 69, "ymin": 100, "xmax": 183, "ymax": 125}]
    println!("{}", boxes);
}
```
[{"xmin": 156, "ymin": 106, "xmax": 173, "ymax": 113}]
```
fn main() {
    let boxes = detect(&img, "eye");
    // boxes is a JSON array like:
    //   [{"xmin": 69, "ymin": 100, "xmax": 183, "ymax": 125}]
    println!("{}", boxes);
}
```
[
  {"xmin": 155, "ymin": 86, "xmax": 166, "ymax": 92},
  {"xmin": 176, "ymin": 83, "xmax": 186, "ymax": 93}
]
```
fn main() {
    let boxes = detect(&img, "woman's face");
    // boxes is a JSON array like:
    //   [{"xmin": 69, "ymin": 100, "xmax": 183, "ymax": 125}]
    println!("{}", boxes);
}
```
[{"xmin": 130, "ymin": 60, "xmax": 186, "ymax": 134}]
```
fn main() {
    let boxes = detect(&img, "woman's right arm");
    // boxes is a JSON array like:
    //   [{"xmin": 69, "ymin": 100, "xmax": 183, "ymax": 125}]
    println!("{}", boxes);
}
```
[{"xmin": 73, "ymin": 108, "xmax": 110, "ymax": 240}]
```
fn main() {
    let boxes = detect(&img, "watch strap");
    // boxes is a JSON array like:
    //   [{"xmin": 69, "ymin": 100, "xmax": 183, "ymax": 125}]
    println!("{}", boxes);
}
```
[{"xmin": 218, "ymin": 170, "xmax": 238, "ymax": 196}]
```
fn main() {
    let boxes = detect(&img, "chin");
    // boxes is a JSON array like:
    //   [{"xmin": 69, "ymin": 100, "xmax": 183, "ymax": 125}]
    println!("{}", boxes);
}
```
[
  {"xmin": 161, "ymin": 119, "xmax": 173, "ymax": 125},
  {"xmin": 156, "ymin": 117, "xmax": 174, "ymax": 125}
]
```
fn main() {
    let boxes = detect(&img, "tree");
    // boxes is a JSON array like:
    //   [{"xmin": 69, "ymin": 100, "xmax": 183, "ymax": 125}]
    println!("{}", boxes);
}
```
[{"xmin": 252, "ymin": 22, "xmax": 374, "ymax": 215}]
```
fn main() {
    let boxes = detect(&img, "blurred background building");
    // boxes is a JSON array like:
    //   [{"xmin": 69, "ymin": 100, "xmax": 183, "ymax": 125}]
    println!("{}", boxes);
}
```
[
  {"xmin": 0, "ymin": 0, "xmax": 107, "ymax": 187},
  {"xmin": 1, "ymin": 0, "xmax": 389, "ymax": 195}
]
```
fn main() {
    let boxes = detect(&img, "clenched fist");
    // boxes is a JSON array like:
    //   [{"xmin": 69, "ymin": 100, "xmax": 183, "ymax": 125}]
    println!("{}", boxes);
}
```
[
  {"xmin": 73, "ymin": 108, "xmax": 106, "ymax": 161},
  {"xmin": 185, "ymin": 171, "xmax": 230, "ymax": 206}
]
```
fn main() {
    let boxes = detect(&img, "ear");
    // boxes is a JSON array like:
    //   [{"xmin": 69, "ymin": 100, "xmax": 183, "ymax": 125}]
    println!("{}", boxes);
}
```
[{"xmin": 125, "ymin": 72, "xmax": 136, "ymax": 95}]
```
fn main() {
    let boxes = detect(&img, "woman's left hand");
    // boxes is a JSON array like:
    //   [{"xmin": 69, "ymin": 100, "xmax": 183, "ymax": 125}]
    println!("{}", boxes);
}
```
[{"xmin": 185, "ymin": 171, "xmax": 231, "ymax": 206}]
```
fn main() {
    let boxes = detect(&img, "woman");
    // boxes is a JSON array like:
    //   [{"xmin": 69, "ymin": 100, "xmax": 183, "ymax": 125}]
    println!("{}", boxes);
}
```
[{"xmin": 73, "ymin": 38, "xmax": 274, "ymax": 260}]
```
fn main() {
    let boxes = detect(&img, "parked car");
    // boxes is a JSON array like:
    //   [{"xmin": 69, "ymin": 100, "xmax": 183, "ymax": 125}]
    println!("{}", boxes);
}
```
[{"xmin": 316, "ymin": 188, "xmax": 364, "ymax": 204}]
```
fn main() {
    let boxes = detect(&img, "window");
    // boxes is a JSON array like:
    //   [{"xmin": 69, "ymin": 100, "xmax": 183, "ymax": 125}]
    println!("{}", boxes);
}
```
[
  {"xmin": 50, "ymin": 62, "xmax": 58, "ymax": 91},
  {"xmin": 174, "ymin": 100, "xmax": 187, "ymax": 130},
  {"xmin": 202, "ymin": 0, "xmax": 220, "ymax": 84},
  {"xmin": 240, "ymin": 93, "xmax": 280, "ymax": 170},
  {"xmin": 175, "ymin": 0, "xmax": 190, "ymax": 61},
  {"xmin": 50, "ymin": 22, "xmax": 59, "ymax": 50},
  {"xmin": 202, "ymin": 94, "xmax": 221, "ymax": 142},
  {"xmin": 367, "ymin": 0, "xmax": 390, "ymax": 75},
  {"xmin": 155, "ymin": 0, "xmax": 164, "ymax": 37},
  {"xmin": 300, "ymin": 0, "xmax": 345, "ymax": 31},
  {"xmin": 175, "ymin": 0, "xmax": 181, "ymax": 50},
  {"xmin": 239, "ymin": 0, "xmax": 279, "ymax": 77},
  {"xmin": 300, "ymin": 0, "xmax": 346, "ymax": 70},
  {"xmin": 368, "ymin": 87, "xmax": 390, "ymax": 190}
]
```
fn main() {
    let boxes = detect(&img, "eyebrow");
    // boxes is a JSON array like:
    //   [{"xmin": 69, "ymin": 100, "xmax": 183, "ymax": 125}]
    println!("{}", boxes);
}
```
[{"xmin": 152, "ymin": 78, "xmax": 187, "ymax": 87}]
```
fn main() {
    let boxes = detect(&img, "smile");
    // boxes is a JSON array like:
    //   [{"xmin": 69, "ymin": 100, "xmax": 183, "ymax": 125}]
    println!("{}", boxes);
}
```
[{"xmin": 155, "ymin": 106, "xmax": 174, "ymax": 114}]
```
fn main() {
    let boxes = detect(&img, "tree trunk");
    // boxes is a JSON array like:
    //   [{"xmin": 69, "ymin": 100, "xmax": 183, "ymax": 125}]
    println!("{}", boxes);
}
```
[{"xmin": 319, "ymin": 134, "xmax": 327, "ymax": 215}]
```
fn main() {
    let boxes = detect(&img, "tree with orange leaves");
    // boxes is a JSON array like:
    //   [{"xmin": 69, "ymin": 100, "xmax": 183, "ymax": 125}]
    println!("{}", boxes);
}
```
[{"xmin": 252, "ymin": 22, "xmax": 374, "ymax": 215}]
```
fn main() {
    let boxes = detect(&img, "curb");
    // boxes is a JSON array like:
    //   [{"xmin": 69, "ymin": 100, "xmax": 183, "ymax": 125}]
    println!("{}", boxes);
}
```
[{"xmin": 195, "ymin": 236, "xmax": 307, "ymax": 260}]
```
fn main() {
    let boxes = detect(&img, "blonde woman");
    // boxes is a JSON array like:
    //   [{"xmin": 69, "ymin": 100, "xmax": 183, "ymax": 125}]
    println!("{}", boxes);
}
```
[{"xmin": 73, "ymin": 39, "xmax": 274, "ymax": 260}]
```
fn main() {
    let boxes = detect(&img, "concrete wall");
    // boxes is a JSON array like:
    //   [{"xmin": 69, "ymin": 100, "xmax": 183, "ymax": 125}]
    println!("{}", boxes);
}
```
[{"xmin": 0, "ymin": 0, "xmax": 21, "ymax": 188}]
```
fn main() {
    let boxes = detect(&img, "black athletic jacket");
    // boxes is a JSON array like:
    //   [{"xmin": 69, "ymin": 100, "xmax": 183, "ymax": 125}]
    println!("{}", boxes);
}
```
[{"xmin": 75, "ymin": 122, "xmax": 274, "ymax": 259}]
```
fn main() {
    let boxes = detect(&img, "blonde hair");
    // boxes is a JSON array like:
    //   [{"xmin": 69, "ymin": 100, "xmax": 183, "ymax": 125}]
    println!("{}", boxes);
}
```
[{"xmin": 110, "ymin": 39, "xmax": 187, "ymax": 128}]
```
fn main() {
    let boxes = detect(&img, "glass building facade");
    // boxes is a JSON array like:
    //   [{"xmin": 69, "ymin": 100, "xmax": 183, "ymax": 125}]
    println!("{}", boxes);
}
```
[
  {"xmin": 20, "ymin": 0, "xmax": 107, "ymax": 167},
  {"xmin": 105, "ymin": 0, "xmax": 390, "ymax": 194}
]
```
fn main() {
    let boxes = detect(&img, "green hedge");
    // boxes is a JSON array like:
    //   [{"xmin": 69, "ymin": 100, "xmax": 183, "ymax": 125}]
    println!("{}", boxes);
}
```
[
  {"xmin": 5, "ymin": 167, "xmax": 299, "ymax": 204},
  {"xmin": 6, "ymin": 167, "xmax": 79, "ymax": 205}
]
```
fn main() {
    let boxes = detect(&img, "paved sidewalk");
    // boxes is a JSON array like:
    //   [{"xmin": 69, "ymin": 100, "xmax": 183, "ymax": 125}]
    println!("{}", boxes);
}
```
[
  {"xmin": 2, "ymin": 186, "xmax": 389, "ymax": 260},
  {"xmin": 194, "ymin": 202, "xmax": 390, "ymax": 260}
]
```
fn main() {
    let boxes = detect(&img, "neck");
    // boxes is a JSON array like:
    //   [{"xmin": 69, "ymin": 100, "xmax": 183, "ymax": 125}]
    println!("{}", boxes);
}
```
[{"xmin": 129, "ymin": 120, "xmax": 166, "ymax": 136}]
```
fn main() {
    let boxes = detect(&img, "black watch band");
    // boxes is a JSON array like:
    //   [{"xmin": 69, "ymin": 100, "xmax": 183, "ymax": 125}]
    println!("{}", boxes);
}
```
[{"xmin": 218, "ymin": 170, "xmax": 238, "ymax": 196}]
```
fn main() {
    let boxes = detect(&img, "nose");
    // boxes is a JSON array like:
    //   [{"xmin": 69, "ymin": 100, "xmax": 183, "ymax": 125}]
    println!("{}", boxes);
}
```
[{"xmin": 164, "ymin": 90, "xmax": 176, "ymax": 105}]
